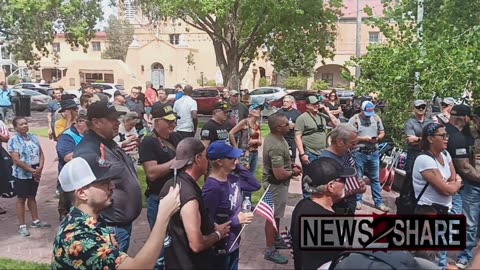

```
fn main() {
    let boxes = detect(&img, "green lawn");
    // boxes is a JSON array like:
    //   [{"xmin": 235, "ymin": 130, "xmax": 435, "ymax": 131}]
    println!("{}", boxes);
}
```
[
  {"xmin": 29, "ymin": 128, "xmax": 49, "ymax": 138},
  {"xmin": 137, "ymin": 163, "xmax": 266, "ymax": 207},
  {"xmin": 0, "ymin": 258, "xmax": 49, "ymax": 270}
]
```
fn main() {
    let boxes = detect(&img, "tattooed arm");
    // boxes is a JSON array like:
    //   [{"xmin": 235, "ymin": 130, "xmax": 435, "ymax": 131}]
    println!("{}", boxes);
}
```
[{"xmin": 453, "ymin": 158, "xmax": 480, "ymax": 183}]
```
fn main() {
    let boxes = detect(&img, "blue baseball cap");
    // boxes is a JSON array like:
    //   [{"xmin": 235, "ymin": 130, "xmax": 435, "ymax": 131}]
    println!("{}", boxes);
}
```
[
  {"xmin": 207, "ymin": 140, "xmax": 244, "ymax": 160},
  {"xmin": 361, "ymin": 101, "xmax": 376, "ymax": 117}
]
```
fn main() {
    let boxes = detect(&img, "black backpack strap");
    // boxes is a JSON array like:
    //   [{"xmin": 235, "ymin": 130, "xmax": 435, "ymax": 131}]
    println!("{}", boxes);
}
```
[
  {"xmin": 413, "ymin": 151, "xmax": 445, "ymax": 203},
  {"xmin": 328, "ymin": 251, "xmax": 410, "ymax": 270}
]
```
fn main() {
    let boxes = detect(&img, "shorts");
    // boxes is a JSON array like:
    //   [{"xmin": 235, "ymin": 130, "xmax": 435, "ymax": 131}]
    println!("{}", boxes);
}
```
[
  {"xmin": 269, "ymin": 182, "xmax": 289, "ymax": 219},
  {"xmin": 145, "ymin": 107, "xmax": 152, "ymax": 116},
  {"xmin": 14, "ymin": 177, "xmax": 39, "ymax": 198}
]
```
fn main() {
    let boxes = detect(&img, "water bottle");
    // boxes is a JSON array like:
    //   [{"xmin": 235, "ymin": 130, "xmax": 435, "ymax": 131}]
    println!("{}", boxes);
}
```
[{"xmin": 242, "ymin": 197, "xmax": 252, "ymax": 213}]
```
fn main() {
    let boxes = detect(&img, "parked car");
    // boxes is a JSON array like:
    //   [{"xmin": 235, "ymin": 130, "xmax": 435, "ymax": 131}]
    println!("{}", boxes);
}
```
[
  {"xmin": 249, "ymin": 87, "xmax": 288, "ymax": 105},
  {"xmin": 191, "ymin": 87, "xmax": 223, "ymax": 115},
  {"xmin": 269, "ymin": 90, "xmax": 319, "ymax": 113},
  {"xmin": 11, "ymin": 89, "xmax": 52, "ymax": 111},
  {"xmin": 13, "ymin": 83, "xmax": 53, "ymax": 96},
  {"xmin": 91, "ymin": 83, "xmax": 127, "ymax": 101}
]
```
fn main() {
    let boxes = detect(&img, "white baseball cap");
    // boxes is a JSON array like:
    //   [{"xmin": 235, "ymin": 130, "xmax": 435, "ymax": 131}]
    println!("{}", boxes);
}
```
[{"xmin": 59, "ymin": 153, "xmax": 124, "ymax": 192}]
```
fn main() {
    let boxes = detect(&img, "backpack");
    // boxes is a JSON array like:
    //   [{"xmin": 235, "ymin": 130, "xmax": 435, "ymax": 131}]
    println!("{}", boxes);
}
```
[
  {"xmin": 0, "ymin": 146, "xmax": 15, "ymax": 198},
  {"xmin": 395, "ymin": 151, "xmax": 444, "ymax": 215},
  {"xmin": 351, "ymin": 113, "xmax": 382, "ymax": 130},
  {"xmin": 328, "ymin": 251, "xmax": 422, "ymax": 270}
]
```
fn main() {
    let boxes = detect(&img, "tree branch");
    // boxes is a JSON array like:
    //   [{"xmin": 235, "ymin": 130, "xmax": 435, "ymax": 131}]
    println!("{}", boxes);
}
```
[{"xmin": 237, "ymin": 9, "xmax": 268, "ymax": 56}]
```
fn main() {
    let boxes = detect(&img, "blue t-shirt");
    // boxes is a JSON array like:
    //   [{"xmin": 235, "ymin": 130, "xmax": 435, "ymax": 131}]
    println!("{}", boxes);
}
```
[
  {"xmin": 56, "ymin": 126, "xmax": 83, "ymax": 172},
  {"xmin": 7, "ymin": 133, "xmax": 41, "ymax": 179},
  {"xmin": 0, "ymin": 89, "xmax": 12, "ymax": 107}
]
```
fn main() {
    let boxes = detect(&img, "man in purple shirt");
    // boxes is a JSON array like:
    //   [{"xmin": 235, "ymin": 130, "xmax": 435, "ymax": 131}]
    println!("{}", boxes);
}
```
[{"xmin": 202, "ymin": 140, "xmax": 261, "ymax": 269}]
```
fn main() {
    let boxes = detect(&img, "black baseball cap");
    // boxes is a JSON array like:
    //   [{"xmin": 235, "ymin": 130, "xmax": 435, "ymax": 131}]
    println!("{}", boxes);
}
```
[
  {"xmin": 304, "ymin": 157, "xmax": 356, "ymax": 187},
  {"xmin": 214, "ymin": 102, "xmax": 231, "ymax": 112},
  {"xmin": 151, "ymin": 103, "xmax": 178, "ymax": 121},
  {"xmin": 451, "ymin": 104, "xmax": 471, "ymax": 117},
  {"xmin": 87, "ymin": 100, "xmax": 126, "ymax": 120},
  {"xmin": 59, "ymin": 99, "xmax": 78, "ymax": 113}
]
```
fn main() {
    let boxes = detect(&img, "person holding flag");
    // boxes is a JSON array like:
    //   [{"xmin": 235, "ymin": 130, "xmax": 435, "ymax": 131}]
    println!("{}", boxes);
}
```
[
  {"xmin": 202, "ymin": 140, "xmax": 260, "ymax": 269},
  {"xmin": 262, "ymin": 113, "xmax": 302, "ymax": 264}
]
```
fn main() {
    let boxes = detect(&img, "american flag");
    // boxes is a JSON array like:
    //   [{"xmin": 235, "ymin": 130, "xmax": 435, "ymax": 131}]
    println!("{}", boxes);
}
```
[
  {"xmin": 343, "ymin": 153, "xmax": 361, "ymax": 192},
  {"xmin": 255, "ymin": 188, "xmax": 277, "ymax": 232},
  {"xmin": 280, "ymin": 226, "xmax": 294, "ymax": 258}
]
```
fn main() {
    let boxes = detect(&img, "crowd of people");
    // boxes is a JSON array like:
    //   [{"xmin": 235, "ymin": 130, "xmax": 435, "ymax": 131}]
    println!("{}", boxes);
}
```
[{"xmin": 2, "ymin": 80, "xmax": 480, "ymax": 270}]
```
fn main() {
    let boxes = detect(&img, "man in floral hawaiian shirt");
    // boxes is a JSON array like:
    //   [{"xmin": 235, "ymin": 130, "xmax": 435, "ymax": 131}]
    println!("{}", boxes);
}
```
[{"xmin": 52, "ymin": 153, "xmax": 180, "ymax": 270}]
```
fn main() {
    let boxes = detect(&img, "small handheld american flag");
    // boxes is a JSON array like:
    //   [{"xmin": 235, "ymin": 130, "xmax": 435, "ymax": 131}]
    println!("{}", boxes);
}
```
[
  {"xmin": 344, "ymin": 153, "xmax": 361, "ymax": 192},
  {"xmin": 280, "ymin": 226, "xmax": 294, "ymax": 258},
  {"xmin": 255, "ymin": 187, "xmax": 277, "ymax": 232}
]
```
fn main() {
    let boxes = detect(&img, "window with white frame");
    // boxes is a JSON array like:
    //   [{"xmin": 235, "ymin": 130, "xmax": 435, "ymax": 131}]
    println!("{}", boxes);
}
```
[
  {"xmin": 169, "ymin": 34, "xmax": 180, "ymax": 45},
  {"xmin": 92, "ymin": 42, "xmax": 101, "ymax": 51},
  {"xmin": 369, "ymin": 32, "xmax": 379, "ymax": 44}
]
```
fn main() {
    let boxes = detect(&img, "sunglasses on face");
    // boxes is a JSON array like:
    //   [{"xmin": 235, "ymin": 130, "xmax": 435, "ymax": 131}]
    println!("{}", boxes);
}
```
[{"xmin": 415, "ymin": 105, "xmax": 426, "ymax": 110}]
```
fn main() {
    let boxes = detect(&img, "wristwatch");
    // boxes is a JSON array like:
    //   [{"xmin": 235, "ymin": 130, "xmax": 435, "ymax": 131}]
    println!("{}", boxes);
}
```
[{"xmin": 215, "ymin": 231, "xmax": 222, "ymax": 240}]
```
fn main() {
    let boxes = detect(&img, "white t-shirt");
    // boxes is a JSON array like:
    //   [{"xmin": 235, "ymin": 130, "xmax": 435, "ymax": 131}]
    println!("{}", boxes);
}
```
[
  {"xmin": 412, "ymin": 152, "xmax": 453, "ymax": 209},
  {"xmin": 173, "ymin": 95, "xmax": 197, "ymax": 132}
]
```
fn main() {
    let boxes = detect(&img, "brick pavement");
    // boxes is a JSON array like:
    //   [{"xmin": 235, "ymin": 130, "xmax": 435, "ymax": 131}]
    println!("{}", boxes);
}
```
[{"xmin": 0, "ymin": 135, "xmax": 402, "ymax": 268}]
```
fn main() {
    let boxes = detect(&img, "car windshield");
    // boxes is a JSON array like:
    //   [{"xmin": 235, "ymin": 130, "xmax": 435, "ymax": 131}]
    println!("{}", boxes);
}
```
[
  {"xmin": 20, "ymin": 89, "xmax": 42, "ymax": 96},
  {"xmin": 39, "ymin": 84, "xmax": 50, "ymax": 87},
  {"xmin": 115, "ymin": 85, "xmax": 125, "ymax": 90}
]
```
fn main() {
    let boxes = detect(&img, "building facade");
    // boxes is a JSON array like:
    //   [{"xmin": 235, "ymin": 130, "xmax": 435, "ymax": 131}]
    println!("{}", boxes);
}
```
[{"xmin": 16, "ymin": 0, "xmax": 385, "ymax": 92}]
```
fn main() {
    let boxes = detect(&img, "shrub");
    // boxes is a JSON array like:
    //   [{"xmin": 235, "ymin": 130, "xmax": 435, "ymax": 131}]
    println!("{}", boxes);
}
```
[
  {"xmin": 259, "ymin": 77, "xmax": 269, "ymax": 87},
  {"xmin": 206, "ymin": 80, "xmax": 217, "ymax": 86},
  {"xmin": 284, "ymin": 76, "xmax": 307, "ymax": 90},
  {"xmin": 7, "ymin": 75, "xmax": 19, "ymax": 85},
  {"xmin": 310, "ymin": 80, "xmax": 329, "ymax": 91}
]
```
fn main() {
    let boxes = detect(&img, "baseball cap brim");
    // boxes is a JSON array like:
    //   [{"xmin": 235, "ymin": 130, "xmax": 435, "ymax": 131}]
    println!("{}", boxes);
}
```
[
  {"xmin": 162, "ymin": 114, "xmax": 177, "ymax": 121},
  {"xmin": 339, "ymin": 167, "xmax": 357, "ymax": 178},
  {"xmin": 363, "ymin": 110, "xmax": 375, "ymax": 117},
  {"xmin": 170, "ymin": 159, "xmax": 190, "ymax": 170},
  {"xmin": 226, "ymin": 148, "xmax": 244, "ymax": 159},
  {"xmin": 59, "ymin": 105, "xmax": 78, "ymax": 113}
]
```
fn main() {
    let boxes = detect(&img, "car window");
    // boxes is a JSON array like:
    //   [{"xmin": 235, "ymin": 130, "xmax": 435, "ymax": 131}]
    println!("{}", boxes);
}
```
[
  {"xmin": 39, "ymin": 84, "xmax": 50, "ymax": 87},
  {"xmin": 115, "ymin": 85, "xmax": 125, "ymax": 90},
  {"xmin": 250, "ymin": 89, "xmax": 264, "ymax": 95},
  {"xmin": 263, "ymin": 89, "xmax": 274, "ymax": 94},
  {"xmin": 21, "ymin": 90, "xmax": 42, "ymax": 96},
  {"xmin": 23, "ymin": 84, "xmax": 34, "ymax": 88},
  {"xmin": 192, "ymin": 90, "xmax": 218, "ymax": 98},
  {"xmin": 12, "ymin": 85, "xmax": 22, "ymax": 89},
  {"xmin": 164, "ymin": 88, "xmax": 175, "ymax": 95},
  {"xmin": 292, "ymin": 91, "xmax": 308, "ymax": 101}
]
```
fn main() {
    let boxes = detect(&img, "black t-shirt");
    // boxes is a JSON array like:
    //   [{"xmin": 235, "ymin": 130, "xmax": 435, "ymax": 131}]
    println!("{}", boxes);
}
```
[
  {"xmin": 159, "ymin": 172, "xmax": 215, "ymax": 269},
  {"xmin": 139, "ymin": 132, "xmax": 182, "ymax": 196},
  {"xmin": 200, "ymin": 119, "xmax": 231, "ymax": 143},
  {"xmin": 445, "ymin": 123, "xmax": 476, "ymax": 184},
  {"xmin": 291, "ymin": 199, "xmax": 340, "ymax": 270},
  {"xmin": 280, "ymin": 108, "xmax": 301, "ymax": 140}
]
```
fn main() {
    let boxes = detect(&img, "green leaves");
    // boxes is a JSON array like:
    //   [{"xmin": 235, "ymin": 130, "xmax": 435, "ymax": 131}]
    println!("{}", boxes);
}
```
[
  {"xmin": 0, "ymin": 0, "xmax": 102, "ymax": 64},
  {"xmin": 347, "ymin": 0, "xmax": 480, "ymax": 145},
  {"xmin": 102, "ymin": 16, "xmax": 134, "ymax": 61}
]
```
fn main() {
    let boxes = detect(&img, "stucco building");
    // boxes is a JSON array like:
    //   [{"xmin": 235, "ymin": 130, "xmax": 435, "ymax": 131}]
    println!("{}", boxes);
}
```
[{"xmin": 12, "ymin": 0, "xmax": 385, "ymax": 91}]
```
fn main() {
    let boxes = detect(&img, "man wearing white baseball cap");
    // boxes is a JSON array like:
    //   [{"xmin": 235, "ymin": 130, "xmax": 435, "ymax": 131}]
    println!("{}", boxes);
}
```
[
  {"xmin": 52, "ymin": 153, "xmax": 180, "ymax": 270},
  {"xmin": 349, "ymin": 100, "xmax": 389, "ymax": 212}
]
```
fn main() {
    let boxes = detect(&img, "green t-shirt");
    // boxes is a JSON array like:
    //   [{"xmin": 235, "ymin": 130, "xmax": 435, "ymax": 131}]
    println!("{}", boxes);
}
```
[
  {"xmin": 262, "ymin": 133, "xmax": 291, "ymax": 185},
  {"xmin": 295, "ymin": 112, "xmax": 328, "ymax": 155}
]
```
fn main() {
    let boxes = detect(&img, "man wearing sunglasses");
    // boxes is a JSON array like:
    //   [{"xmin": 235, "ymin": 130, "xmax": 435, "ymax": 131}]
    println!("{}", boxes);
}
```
[
  {"xmin": 405, "ymin": 100, "xmax": 433, "ymax": 176},
  {"xmin": 73, "ymin": 100, "xmax": 142, "ymax": 253},
  {"xmin": 433, "ymin": 97, "xmax": 455, "ymax": 125},
  {"xmin": 290, "ymin": 157, "xmax": 355, "ymax": 270}
]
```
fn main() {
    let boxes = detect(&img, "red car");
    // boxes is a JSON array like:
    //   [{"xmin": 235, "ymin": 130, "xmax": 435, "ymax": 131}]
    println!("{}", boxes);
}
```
[
  {"xmin": 269, "ymin": 90, "xmax": 319, "ymax": 113},
  {"xmin": 168, "ymin": 87, "xmax": 224, "ymax": 115}
]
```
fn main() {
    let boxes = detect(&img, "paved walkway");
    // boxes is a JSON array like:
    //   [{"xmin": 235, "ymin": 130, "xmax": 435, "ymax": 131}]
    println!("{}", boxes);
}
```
[{"xmin": 0, "ymin": 135, "xmax": 401, "ymax": 267}]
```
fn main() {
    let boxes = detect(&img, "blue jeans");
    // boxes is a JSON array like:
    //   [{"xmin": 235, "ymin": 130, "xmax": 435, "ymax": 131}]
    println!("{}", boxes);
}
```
[
  {"xmin": 111, "ymin": 223, "xmax": 133, "ymax": 253},
  {"xmin": 243, "ymin": 152, "xmax": 259, "ymax": 199},
  {"xmin": 213, "ymin": 249, "xmax": 240, "ymax": 270},
  {"xmin": 302, "ymin": 151, "xmax": 321, "ymax": 199},
  {"xmin": 457, "ymin": 183, "xmax": 480, "ymax": 263},
  {"xmin": 450, "ymin": 192, "xmax": 463, "ymax": 215},
  {"xmin": 147, "ymin": 194, "xmax": 166, "ymax": 270},
  {"xmin": 353, "ymin": 150, "xmax": 384, "ymax": 206}
]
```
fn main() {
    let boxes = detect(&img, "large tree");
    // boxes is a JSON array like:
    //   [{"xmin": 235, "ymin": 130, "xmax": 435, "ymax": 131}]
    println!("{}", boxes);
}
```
[
  {"xmin": 0, "ymin": 0, "xmax": 103, "ymax": 64},
  {"xmin": 346, "ymin": 0, "xmax": 480, "ymax": 145},
  {"xmin": 102, "ymin": 15, "xmax": 134, "ymax": 61},
  {"xmin": 135, "ymin": 0, "xmax": 342, "ymax": 88}
]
